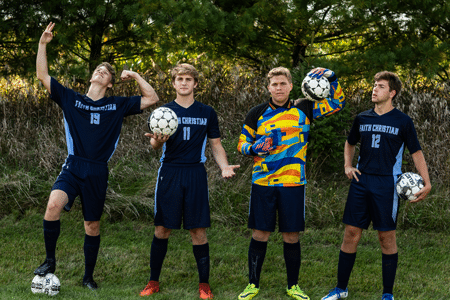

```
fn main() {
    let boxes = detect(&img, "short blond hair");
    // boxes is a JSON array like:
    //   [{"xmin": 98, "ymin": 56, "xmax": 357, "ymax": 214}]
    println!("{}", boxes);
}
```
[
  {"xmin": 267, "ymin": 67, "xmax": 292, "ymax": 84},
  {"xmin": 171, "ymin": 63, "xmax": 199, "ymax": 83}
]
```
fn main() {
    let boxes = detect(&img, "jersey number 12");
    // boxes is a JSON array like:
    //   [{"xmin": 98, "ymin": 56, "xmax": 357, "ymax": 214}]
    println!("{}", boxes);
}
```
[{"xmin": 371, "ymin": 134, "xmax": 380, "ymax": 148}]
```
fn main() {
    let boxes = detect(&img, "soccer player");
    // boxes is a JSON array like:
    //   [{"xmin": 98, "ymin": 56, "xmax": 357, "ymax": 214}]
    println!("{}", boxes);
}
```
[
  {"xmin": 237, "ymin": 67, "xmax": 346, "ymax": 300},
  {"xmin": 33, "ymin": 22, "xmax": 159, "ymax": 290},
  {"xmin": 139, "ymin": 63, "xmax": 240, "ymax": 299},
  {"xmin": 321, "ymin": 71, "xmax": 431, "ymax": 300}
]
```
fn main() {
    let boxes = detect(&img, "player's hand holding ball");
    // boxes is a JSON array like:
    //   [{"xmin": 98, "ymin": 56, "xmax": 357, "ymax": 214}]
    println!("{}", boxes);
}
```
[
  {"xmin": 309, "ymin": 67, "xmax": 339, "ymax": 98},
  {"xmin": 144, "ymin": 132, "xmax": 170, "ymax": 143}
]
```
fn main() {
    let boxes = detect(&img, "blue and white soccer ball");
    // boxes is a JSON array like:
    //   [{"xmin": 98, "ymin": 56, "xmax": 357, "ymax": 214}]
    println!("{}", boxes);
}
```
[
  {"xmin": 31, "ymin": 273, "xmax": 60, "ymax": 296},
  {"xmin": 301, "ymin": 73, "xmax": 330, "ymax": 101},
  {"xmin": 396, "ymin": 172, "xmax": 424, "ymax": 201},
  {"xmin": 148, "ymin": 107, "xmax": 178, "ymax": 136}
]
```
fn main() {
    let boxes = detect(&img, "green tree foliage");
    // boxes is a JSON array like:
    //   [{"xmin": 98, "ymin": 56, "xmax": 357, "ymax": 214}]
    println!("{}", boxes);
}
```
[
  {"xmin": 395, "ymin": 0, "xmax": 450, "ymax": 83},
  {"xmin": 0, "ymin": 0, "xmax": 161, "ymax": 80},
  {"xmin": 1, "ymin": 0, "xmax": 450, "ymax": 84},
  {"xmin": 150, "ymin": 0, "xmax": 373, "ymax": 72}
]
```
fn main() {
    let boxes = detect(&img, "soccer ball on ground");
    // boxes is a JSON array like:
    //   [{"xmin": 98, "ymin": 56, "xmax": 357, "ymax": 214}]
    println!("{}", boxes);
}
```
[
  {"xmin": 31, "ymin": 275, "xmax": 44, "ymax": 294},
  {"xmin": 147, "ymin": 107, "xmax": 178, "ymax": 136},
  {"xmin": 396, "ymin": 172, "xmax": 424, "ymax": 201},
  {"xmin": 31, "ymin": 273, "xmax": 60, "ymax": 296},
  {"xmin": 301, "ymin": 73, "xmax": 330, "ymax": 101}
]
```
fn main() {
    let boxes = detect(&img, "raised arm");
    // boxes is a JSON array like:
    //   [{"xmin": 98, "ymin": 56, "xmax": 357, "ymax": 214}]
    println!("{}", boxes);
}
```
[
  {"xmin": 36, "ymin": 22, "xmax": 55, "ymax": 93},
  {"xmin": 209, "ymin": 137, "xmax": 240, "ymax": 178},
  {"xmin": 120, "ymin": 70, "xmax": 159, "ymax": 110}
]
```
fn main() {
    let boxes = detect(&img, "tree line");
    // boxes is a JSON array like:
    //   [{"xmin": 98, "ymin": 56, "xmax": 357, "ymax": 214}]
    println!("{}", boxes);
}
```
[{"xmin": 1, "ymin": 0, "xmax": 449, "ymax": 84}]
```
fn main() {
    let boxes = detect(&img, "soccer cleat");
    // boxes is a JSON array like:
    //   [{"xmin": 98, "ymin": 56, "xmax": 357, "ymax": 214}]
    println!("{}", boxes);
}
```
[
  {"xmin": 199, "ymin": 283, "xmax": 214, "ymax": 299},
  {"xmin": 286, "ymin": 284, "xmax": 310, "ymax": 300},
  {"xmin": 238, "ymin": 283, "xmax": 259, "ymax": 300},
  {"xmin": 382, "ymin": 293, "xmax": 394, "ymax": 300},
  {"xmin": 140, "ymin": 280, "xmax": 160, "ymax": 296},
  {"xmin": 82, "ymin": 277, "xmax": 98, "ymax": 290},
  {"xmin": 321, "ymin": 287, "xmax": 348, "ymax": 300},
  {"xmin": 34, "ymin": 258, "xmax": 56, "ymax": 276}
]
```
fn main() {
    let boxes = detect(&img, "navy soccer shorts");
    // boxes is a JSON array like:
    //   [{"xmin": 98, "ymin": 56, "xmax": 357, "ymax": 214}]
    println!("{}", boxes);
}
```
[
  {"xmin": 343, "ymin": 172, "xmax": 399, "ymax": 231},
  {"xmin": 154, "ymin": 163, "xmax": 210, "ymax": 230},
  {"xmin": 248, "ymin": 184, "xmax": 306, "ymax": 232},
  {"xmin": 52, "ymin": 155, "xmax": 108, "ymax": 221}
]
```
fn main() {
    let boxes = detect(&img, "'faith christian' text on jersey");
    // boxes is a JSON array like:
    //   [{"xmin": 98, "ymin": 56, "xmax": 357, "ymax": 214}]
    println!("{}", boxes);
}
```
[
  {"xmin": 50, "ymin": 77, "xmax": 142, "ymax": 163},
  {"xmin": 347, "ymin": 108, "xmax": 421, "ymax": 176},
  {"xmin": 158, "ymin": 100, "xmax": 221, "ymax": 164}
]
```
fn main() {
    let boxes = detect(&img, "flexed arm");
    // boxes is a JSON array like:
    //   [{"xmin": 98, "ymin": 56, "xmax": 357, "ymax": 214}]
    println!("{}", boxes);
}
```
[
  {"xmin": 36, "ymin": 22, "xmax": 55, "ymax": 93},
  {"xmin": 120, "ymin": 70, "xmax": 159, "ymax": 110}
]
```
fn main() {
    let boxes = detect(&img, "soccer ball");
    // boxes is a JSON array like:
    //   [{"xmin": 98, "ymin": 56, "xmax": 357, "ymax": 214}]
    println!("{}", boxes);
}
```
[
  {"xmin": 31, "ymin": 273, "xmax": 60, "ymax": 296},
  {"xmin": 396, "ymin": 172, "xmax": 424, "ymax": 201},
  {"xmin": 301, "ymin": 73, "xmax": 330, "ymax": 101},
  {"xmin": 147, "ymin": 107, "xmax": 178, "ymax": 136},
  {"xmin": 31, "ymin": 275, "xmax": 44, "ymax": 294}
]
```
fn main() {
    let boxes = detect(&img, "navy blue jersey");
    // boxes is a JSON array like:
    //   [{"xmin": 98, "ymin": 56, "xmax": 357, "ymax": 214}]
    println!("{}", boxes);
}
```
[
  {"xmin": 50, "ymin": 77, "xmax": 142, "ymax": 162},
  {"xmin": 159, "ymin": 100, "xmax": 221, "ymax": 164},
  {"xmin": 347, "ymin": 108, "xmax": 421, "ymax": 176}
]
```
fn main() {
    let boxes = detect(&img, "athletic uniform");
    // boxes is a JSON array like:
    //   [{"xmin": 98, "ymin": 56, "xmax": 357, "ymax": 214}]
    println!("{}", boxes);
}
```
[
  {"xmin": 237, "ymin": 82, "xmax": 345, "ymax": 232},
  {"xmin": 343, "ymin": 108, "xmax": 421, "ymax": 230},
  {"xmin": 50, "ymin": 77, "xmax": 142, "ymax": 221},
  {"xmin": 153, "ymin": 100, "xmax": 220, "ymax": 230}
]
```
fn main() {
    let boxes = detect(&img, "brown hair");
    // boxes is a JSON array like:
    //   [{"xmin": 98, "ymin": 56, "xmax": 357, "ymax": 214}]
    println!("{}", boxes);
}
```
[
  {"xmin": 171, "ymin": 63, "xmax": 199, "ymax": 83},
  {"xmin": 374, "ymin": 71, "xmax": 402, "ymax": 100},
  {"xmin": 95, "ymin": 62, "xmax": 116, "ymax": 85},
  {"xmin": 267, "ymin": 67, "xmax": 292, "ymax": 84}
]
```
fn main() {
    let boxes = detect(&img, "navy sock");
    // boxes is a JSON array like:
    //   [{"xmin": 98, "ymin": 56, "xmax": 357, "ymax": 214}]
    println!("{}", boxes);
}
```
[
  {"xmin": 337, "ymin": 250, "xmax": 356, "ymax": 290},
  {"xmin": 149, "ymin": 235, "xmax": 168, "ymax": 282},
  {"xmin": 43, "ymin": 219, "xmax": 60, "ymax": 260},
  {"xmin": 193, "ymin": 243, "xmax": 210, "ymax": 284},
  {"xmin": 382, "ymin": 253, "xmax": 398, "ymax": 295},
  {"xmin": 83, "ymin": 234, "xmax": 100, "ymax": 281},
  {"xmin": 284, "ymin": 241, "xmax": 301, "ymax": 288},
  {"xmin": 248, "ymin": 238, "xmax": 267, "ymax": 288}
]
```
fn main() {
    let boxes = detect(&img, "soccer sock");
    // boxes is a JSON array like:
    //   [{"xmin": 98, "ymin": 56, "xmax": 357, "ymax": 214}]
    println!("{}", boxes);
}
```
[
  {"xmin": 83, "ymin": 234, "xmax": 100, "ymax": 281},
  {"xmin": 193, "ymin": 243, "xmax": 210, "ymax": 284},
  {"xmin": 382, "ymin": 252, "xmax": 398, "ymax": 295},
  {"xmin": 283, "ymin": 241, "xmax": 301, "ymax": 288},
  {"xmin": 337, "ymin": 250, "xmax": 357, "ymax": 290},
  {"xmin": 43, "ymin": 219, "xmax": 60, "ymax": 260},
  {"xmin": 248, "ymin": 238, "xmax": 267, "ymax": 288},
  {"xmin": 149, "ymin": 235, "xmax": 168, "ymax": 282}
]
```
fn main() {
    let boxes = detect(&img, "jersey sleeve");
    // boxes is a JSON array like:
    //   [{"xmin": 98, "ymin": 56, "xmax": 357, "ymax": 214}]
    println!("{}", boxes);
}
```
[
  {"xmin": 50, "ymin": 77, "xmax": 69, "ymax": 107},
  {"xmin": 347, "ymin": 115, "xmax": 361, "ymax": 145},
  {"xmin": 237, "ymin": 103, "xmax": 267, "ymax": 157},
  {"xmin": 402, "ymin": 116, "xmax": 422, "ymax": 154},
  {"xmin": 311, "ymin": 80, "xmax": 346, "ymax": 120},
  {"xmin": 122, "ymin": 96, "xmax": 142, "ymax": 117},
  {"xmin": 207, "ymin": 108, "xmax": 221, "ymax": 139}
]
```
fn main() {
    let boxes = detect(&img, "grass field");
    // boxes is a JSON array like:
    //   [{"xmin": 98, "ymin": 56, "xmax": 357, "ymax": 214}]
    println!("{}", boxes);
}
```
[{"xmin": 1, "ymin": 209, "xmax": 450, "ymax": 300}]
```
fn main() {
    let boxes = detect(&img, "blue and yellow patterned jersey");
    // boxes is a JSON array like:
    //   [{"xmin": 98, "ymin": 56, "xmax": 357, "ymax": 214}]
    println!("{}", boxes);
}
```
[{"xmin": 237, "ymin": 83, "xmax": 345, "ymax": 186}]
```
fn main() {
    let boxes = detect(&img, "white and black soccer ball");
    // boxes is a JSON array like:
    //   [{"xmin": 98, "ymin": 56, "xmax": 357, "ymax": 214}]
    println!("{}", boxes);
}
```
[
  {"xmin": 32, "ymin": 273, "xmax": 60, "ymax": 296},
  {"xmin": 301, "ymin": 73, "xmax": 330, "ymax": 101},
  {"xmin": 31, "ymin": 275, "xmax": 44, "ymax": 294},
  {"xmin": 147, "ymin": 107, "xmax": 178, "ymax": 136},
  {"xmin": 396, "ymin": 172, "xmax": 424, "ymax": 201}
]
